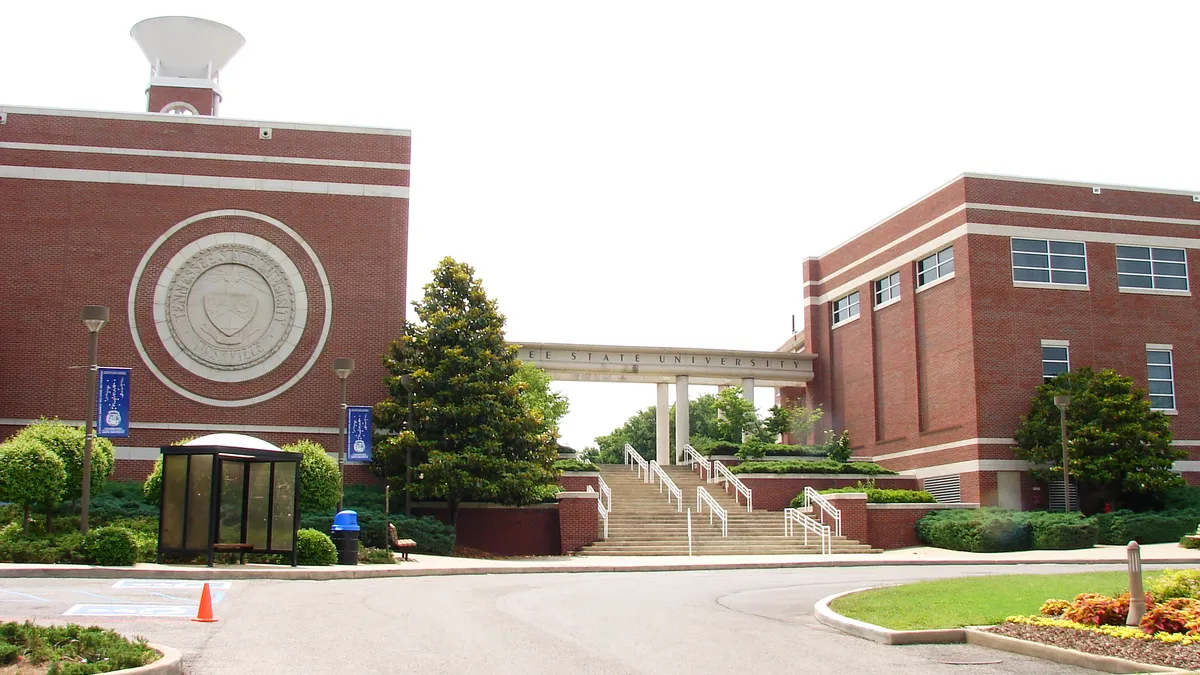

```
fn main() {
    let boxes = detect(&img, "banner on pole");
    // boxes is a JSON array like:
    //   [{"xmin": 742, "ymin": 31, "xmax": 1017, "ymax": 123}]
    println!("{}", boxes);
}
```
[
  {"xmin": 346, "ymin": 405, "xmax": 373, "ymax": 462},
  {"xmin": 96, "ymin": 367, "xmax": 131, "ymax": 438}
]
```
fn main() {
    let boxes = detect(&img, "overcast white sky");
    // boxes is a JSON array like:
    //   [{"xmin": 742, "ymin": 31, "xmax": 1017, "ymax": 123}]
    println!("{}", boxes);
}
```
[{"xmin": 6, "ymin": 2, "xmax": 1200, "ymax": 449}]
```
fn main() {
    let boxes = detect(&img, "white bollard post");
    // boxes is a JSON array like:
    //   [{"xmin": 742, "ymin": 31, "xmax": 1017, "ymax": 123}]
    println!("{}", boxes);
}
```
[{"xmin": 1127, "ymin": 541, "xmax": 1146, "ymax": 626}]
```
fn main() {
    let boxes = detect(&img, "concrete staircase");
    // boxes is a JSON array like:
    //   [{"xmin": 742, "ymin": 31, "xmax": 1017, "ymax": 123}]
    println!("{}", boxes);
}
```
[{"xmin": 579, "ymin": 463, "xmax": 880, "ymax": 556}]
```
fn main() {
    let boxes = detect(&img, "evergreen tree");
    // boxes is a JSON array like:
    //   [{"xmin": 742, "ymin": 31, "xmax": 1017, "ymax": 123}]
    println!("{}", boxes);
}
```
[
  {"xmin": 1013, "ymin": 367, "xmax": 1184, "ymax": 510},
  {"xmin": 375, "ymin": 258, "xmax": 559, "ymax": 526}
]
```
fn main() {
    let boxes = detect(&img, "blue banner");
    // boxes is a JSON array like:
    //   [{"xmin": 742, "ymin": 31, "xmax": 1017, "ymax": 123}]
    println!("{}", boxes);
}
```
[
  {"xmin": 96, "ymin": 367, "xmax": 131, "ymax": 438},
  {"xmin": 345, "ymin": 405, "xmax": 373, "ymax": 462}
]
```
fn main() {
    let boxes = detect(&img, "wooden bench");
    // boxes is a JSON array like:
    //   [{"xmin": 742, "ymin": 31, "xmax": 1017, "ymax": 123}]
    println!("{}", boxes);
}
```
[
  {"xmin": 388, "ymin": 523, "xmax": 417, "ymax": 561},
  {"xmin": 213, "ymin": 543, "xmax": 254, "ymax": 564}
]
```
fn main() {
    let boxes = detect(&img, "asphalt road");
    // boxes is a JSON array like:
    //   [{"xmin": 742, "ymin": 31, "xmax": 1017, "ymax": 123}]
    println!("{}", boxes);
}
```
[{"xmin": 0, "ymin": 564, "xmax": 1115, "ymax": 674}]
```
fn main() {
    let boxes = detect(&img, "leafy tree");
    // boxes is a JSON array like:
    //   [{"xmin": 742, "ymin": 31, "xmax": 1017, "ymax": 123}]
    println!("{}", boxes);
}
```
[
  {"xmin": 14, "ymin": 419, "xmax": 113, "ymax": 504},
  {"xmin": 511, "ymin": 362, "xmax": 569, "ymax": 432},
  {"xmin": 376, "ymin": 257, "xmax": 559, "ymax": 526},
  {"xmin": 713, "ymin": 387, "xmax": 759, "ymax": 442},
  {"xmin": 595, "ymin": 406, "xmax": 658, "ymax": 461},
  {"xmin": 142, "ymin": 436, "xmax": 198, "ymax": 505},
  {"xmin": 1013, "ymin": 367, "xmax": 1184, "ymax": 511},
  {"xmin": 283, "ymin": 439, "xmax": 341, "ymax": 514},
  {"xmin": 760, "ymin": 405, "xmax": 824, "ymax": 443},
  {"xmin": 0, "ymin": 436, "xmax": 67, "ymax": 531}
]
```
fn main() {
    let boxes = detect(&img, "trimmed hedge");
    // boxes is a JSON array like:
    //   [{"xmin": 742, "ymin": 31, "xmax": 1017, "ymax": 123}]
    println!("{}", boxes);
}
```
[
  {"xmin": 797, "ymin": 486, "xmax": 936, "ymax": 505},
  {"xmin": 553, "ymin": 459, "xmax": 595, "ymax": 472},
  {"xmin": 728, "ymin": 459, "xmax": 896, "ymax": 475},
  {"xmin": 1091, "ymin": 509, "xmax": 1200, "ymax": 545},
  {"xmin": 83, "ymin": 526, "xmax": 138, "ymax": 566},
  {"xmin": 690, "ymin": 439, "xmax": 742, "ymax": 456},
  {"xmin": 917, "ymin": 509, "xmax": 1102, "ymax": 552}
]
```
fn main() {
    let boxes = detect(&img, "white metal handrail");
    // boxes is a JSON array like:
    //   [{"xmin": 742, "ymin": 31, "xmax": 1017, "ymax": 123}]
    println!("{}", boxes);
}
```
[
  {"xmin": 597, "ymin": 473, "xmax": 612, "ymax": 513},
  {"xmin": 687, "ymin": 508, "xmax": 693, "ymax": 556},
  {"xmin": 624, "ymin": 444, "xmax": 649, "ymax": 482},
  {"xmin": 803, "ymin": 486, "xmax": 842, "ymax": 536},
  {"xmin": 711, "ymin": 460, "xmax": 753, "ymax": 512},
  {"xmin": 784, "ymin": 507, "xmax": 831, "ymax": 555},
  {"xmin": 696, "ymin": 486, "xmax": 728, "ymax": 537},
  {"xmin": 682, "ymin": 444, "xmax": 712, "ymax": 482},
  {"xmin": 587, "ymin": 486, "xmax": 609, "ymax": 539},
  {"xmin": 648, "ymin": 460, "xmax": 683, "ymax": 511}
]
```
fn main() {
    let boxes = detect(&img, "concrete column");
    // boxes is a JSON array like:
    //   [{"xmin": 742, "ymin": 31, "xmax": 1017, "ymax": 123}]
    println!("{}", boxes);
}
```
[
  {"xmin": 675, "ymin": 375, "xmax": 689, "ymax": 463},
  {"xmin": 741, "ymin": 378, "xmax": 755, "ymax": 441},
  {"xmin": 656, "ymin": 382, "xmax": 670, "ymax": 465}
]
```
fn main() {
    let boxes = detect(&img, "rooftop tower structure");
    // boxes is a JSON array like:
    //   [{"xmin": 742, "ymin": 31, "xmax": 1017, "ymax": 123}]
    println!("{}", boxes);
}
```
[{"xmin": 130, "ymin": 16, "xmax": 245, "ymax": 115}]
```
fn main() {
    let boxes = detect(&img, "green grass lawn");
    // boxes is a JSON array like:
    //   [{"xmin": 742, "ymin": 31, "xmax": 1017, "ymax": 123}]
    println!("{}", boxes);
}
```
[{"xmin": 830, "ymin": 572, "xmax": 1134, "ymax": 630}]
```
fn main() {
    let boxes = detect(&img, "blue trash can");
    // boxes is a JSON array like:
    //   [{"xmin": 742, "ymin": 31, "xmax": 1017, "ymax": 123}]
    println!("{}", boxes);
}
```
[{"xmin": 331, "ymin": 510, "xmax": 360, "ymax": 565}]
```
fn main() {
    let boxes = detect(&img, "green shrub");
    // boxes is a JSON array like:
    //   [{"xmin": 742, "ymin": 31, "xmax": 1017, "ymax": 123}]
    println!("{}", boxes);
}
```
[
  {"xmin": 1093, "ymin": 509, "xmax": 1200, "ymax": 545},
  {"xmin": 360, "ymin": 547, "xmax": 396, "ymax": 564},
  {"xmin": 0, "ymin": 534, "xmax": 81, "ymax": 564},
  {"xmin": 737, "ymin": 442, "xmax": 827, "ymax": 460},
  {"xmin": 822, "ymin": 430, "xmax": 852, "ymax": 463},
  {"xmin": 1149, "ymin": 568, "xmax": 1200, "ymax": 601},
  {"xmin": 284, "ymin": 440, "xmax": 341, "ymax": 514},
  {"xmin": 0, "ymin": 436, "xmax": 68, "ymax": 527},
  {"xmin": 729, "ymin": 460, "xmax": 895, "ymax": 475},
  {"xmin": 1163, "ymin": 485, "xmax": 1200, "ymax": 510},
  {"xmin": 690, "ymin": 438, "xmax": 742, "ymax": 457},
  {"xmin": 14, "ymin": 419, "xmax": 114, "ymax": 504},
  {"xmin": 83, "ymin": 527, "xmax": 138, "ymax": 566},
  {"xmin": 0, "ymin": 621, "xmax": 157, "ymax": 673},
  {"xmin": 553, "ymin": 459, "xmax": 595, "ymax": 472},
  {"xmin": 803, "ymin": 485, "xmax": 936, "ymax": 505},
  {"xmin": 141, "ymin": 460, "xmax": 163, "ymax": 506},
  {"xmin": 1028, "ymin": 512, "xmax": 1099, "ymax": 550},
  {"xmin": 916, "ymin": 509, "xmax": 1032, "ymax": 552},
  {"xmin": 296, "ymin": 528, "xmax": 337, "ymax": 566},
  {"xmin": 1182, "ymin": 534, "xmax": 1200, "ymax": 549},
  {"xmin": 86, "ymin": 482, "xmax": 157, "ymax": 522}
]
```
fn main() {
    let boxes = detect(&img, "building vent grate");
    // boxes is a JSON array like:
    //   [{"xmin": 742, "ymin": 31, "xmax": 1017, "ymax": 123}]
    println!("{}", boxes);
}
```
[
  {"xmin": 1048, "ymin": 481, "xmax": 1080, "ymax": 511},
  {"xmin": 923, "ymin": 474, "xmax": 962, "ymax": 503}
]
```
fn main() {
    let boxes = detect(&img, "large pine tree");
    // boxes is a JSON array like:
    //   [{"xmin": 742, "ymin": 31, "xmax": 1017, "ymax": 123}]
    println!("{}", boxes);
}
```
[{"xmin": 375, "ymin": 257, "xmax": 559, "ymax": 525}]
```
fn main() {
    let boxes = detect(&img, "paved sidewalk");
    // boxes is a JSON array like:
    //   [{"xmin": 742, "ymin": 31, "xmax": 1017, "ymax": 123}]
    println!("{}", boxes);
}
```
[{"xmin": 0, "ymin": 543, "xmax": 1195, "ymax": 580}]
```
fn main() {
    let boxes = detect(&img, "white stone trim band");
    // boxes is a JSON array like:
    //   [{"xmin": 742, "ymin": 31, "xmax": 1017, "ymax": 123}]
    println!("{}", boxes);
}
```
[
  {"xmin": 870, "ymin": 438, "xmax": 1016, "ymax": 462},
  {"xmin": 0, "ymin": 105, "xmax": 412, "ymax": 137},
  {"xmin": 0, "ymin": 418, "xmax": 337, "ymax": 434},
  {"xmin": 0, "ymin": 165, "xmax": 409, "ymax": 199},
  {"xmin": 0, "ymin": 141, "xmax": 410, "ymax": 170}
]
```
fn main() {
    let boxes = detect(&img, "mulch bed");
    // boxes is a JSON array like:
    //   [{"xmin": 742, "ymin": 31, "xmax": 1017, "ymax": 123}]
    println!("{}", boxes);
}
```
[{"xmin": 986, "ymin": 622, "xmax": 1200, "ymax": 671}]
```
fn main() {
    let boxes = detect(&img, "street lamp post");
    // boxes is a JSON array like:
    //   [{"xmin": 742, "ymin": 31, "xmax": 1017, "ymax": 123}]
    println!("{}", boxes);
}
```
[
  {"xmin": 1054, "ymin": 394, "xmax": 1073, "ymax": 513},
  {"xmin": 400, "ymin": 374, "xmax": 415, "ymax": 517},
  {"xmin": 80, "ymin": 305, "xmax": 109, "ymax": 535},
  {"xmin": 333, "ymin": 358, "xmax": 355, "ymax": 513}
]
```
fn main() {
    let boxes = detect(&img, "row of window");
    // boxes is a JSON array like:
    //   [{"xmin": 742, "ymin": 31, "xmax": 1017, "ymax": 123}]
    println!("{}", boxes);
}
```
[
  {"xmin": 1013, "ymin": 238, "xmax": 1189, "ymax": 291},
  {"xmin": 831, "ymin": 246, "xmax": 956, "ymax": 327},
  {"xmin": 1041, "ymin": 343, "xmax": 1177, "ymax": 411},
  {"xmin": 830, "ymin": 237, "xmax": 1193, "ymax": 328}
]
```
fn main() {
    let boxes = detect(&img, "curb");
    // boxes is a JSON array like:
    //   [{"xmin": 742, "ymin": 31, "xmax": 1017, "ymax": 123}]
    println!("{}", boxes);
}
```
[
  {"xmin": 0, "ymin": 556, "xmax": 1185, "ymax": 581},
  {"xmin": 813, "ymin": 588, "xmax": 1189, "ymax": 674},
  {"xmin": 117, "ymin": 644, "xmax": 184, "ymax": 675}
]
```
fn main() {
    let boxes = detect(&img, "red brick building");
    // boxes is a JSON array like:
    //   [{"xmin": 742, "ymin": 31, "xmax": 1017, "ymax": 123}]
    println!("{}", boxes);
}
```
[
  {"xmin": 788, "ymin": 174, "xmax": 1200, "ymax": 508},
  {"xmin": 0, "ymin": 17, "xmax": 409, "ymax": 481}
]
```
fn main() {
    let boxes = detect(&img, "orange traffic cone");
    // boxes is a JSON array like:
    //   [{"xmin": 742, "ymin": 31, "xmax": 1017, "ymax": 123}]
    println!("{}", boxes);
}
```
[{"xmin": 192, "ymin": 583, "xmax": 218, "ymax": 623}]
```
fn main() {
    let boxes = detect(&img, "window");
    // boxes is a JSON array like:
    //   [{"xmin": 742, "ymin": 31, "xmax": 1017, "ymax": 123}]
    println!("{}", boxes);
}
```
[
  {"xmin": 1147, "ymin": 348, "xmax": 1176, "ymax": 411},
  {"xmin": 917, "ymin": 246, "xmax": 954, "ymax": 287},
  {"xmin": 1117, "ymin": 246, "xmax": 1189, "ymax": 291},
  {"xmin": 1011, "ymin": 239, "xmax": 1088, "ymax": 285},
  {"xmin": 831, "ymin": 291, "xmax": 860, "ymax": 326},
  {"xmin": 1042, "ymin": 343, "xmax": 1069, "ymax": 382},
  {"xmin": 874, "ymin": 272, "xmax": 900, "ymax": 306}
]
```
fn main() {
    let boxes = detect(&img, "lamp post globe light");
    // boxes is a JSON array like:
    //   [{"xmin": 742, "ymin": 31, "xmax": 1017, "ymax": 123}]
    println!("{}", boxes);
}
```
[
  {"xmin": 399, "ymin": 374, "xmax": 416, "ymax": 517},
  {"xmin": 333, "ymin": 357, "xmax": 355, "ymax": 513},
  {"xmin": 1053, "ymin": 394, "xmax": 1073, "ymax": 513},
  {"xmin": 80, "ymin": 305, "xmax": 109, "ymax": 535}
]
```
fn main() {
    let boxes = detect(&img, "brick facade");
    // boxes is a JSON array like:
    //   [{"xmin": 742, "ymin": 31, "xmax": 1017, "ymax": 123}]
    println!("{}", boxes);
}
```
[
  {"xmin": 409, "ymin": 497, "xmax": 604, "ymax": 557},
  {"xmin": 0, "ymin": 79, "xmax": 409, "ymax": 476},
  {"xmin": 557, "ymin": 492, "xmax": 601, "ymax": 554},
  {"xmin": 865, "ymin": 503, "xmax": 977, "ymax": 550},
  {"xmin": 795, "ymin": 175, "xmax": 1200, "ymax": 506}
]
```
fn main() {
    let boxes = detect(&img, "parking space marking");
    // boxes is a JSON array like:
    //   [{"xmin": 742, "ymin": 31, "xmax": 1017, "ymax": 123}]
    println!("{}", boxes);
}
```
[
  {"xmin": 144, "ymin": 591, "xmax": 196, "ymax": 602},
  {"xmin": 111, "ymin": 580, "xmax": 233, "ymax": 590},
  {"xmin": 64, "ymin": 604, "xmax": 197, "ymax": 618},
  {"xmin": 73, "ymin": 591, "xmax": 123, "ymax": 601},
  {"xmin": 0, "ymin": 589, "xmax": 49, "ymax": 602}
]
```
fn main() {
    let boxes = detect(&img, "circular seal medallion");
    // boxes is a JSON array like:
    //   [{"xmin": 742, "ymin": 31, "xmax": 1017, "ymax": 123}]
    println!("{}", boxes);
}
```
[
  {"xmin": 151, "ymin": 231, "xmax": 309, "ymax": 384},
  {"xmin": 165, "ymin": 243, "xmax": 296, "ymax": 372}
]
